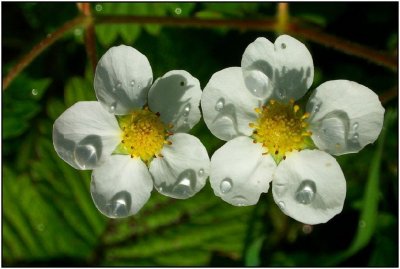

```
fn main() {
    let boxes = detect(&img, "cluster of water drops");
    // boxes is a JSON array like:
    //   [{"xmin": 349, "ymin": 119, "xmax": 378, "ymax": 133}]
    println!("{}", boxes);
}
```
[{"xmin": 155, "ymin": 168, "xmax": 206, "ymax": 199}]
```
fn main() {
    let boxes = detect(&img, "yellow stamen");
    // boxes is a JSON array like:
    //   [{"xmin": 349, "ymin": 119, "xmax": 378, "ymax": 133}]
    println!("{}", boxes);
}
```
[
  {"xmin": 250, "ymin": 100, "xmax": 313, "ymax": 164},
  {"xmin": 118, "ymin": 108, "xmax": 167, "ymax": 163}
]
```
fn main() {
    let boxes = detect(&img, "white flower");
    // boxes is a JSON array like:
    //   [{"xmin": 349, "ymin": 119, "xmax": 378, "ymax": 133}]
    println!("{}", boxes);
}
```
[
  {"xmin": 53, "ymin": 45, "xmax": 210, "ymax": 218},
  {"xmin": 201, "ymin": 35, "xmax": 385, "ymax": 224}
]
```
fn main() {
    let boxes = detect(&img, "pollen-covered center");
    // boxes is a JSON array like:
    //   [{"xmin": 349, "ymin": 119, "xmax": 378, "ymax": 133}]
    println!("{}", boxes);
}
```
[
  {"xmin": 250, "ymin": 99, "xmax": 313, "ymax": 163},
  {"xmin": 118, "ymin": 107, "xmax": 169, "ymax": 163}
]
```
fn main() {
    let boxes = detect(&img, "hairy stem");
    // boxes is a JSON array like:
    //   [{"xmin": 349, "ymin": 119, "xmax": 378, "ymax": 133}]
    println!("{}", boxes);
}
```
[
  {"xmin": 3, "ymin": 15, "xmax": 89, "ymax": 90},
  {"xmin": 96, "ymin": 15, "xmax": 397, "ymax": 72},
  {"xmin": 286, "ymin": 20, "xmax": 397, "ymax": 71},
  {"xmin": 3, "ymin": 13, "xmax": 396, "ymax": 91}
]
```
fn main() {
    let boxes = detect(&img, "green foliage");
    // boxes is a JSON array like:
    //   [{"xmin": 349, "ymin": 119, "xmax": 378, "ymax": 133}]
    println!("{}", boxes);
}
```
[{"xmin": 2, "ymin": 2, "xmax": 398, "ymax": 267}]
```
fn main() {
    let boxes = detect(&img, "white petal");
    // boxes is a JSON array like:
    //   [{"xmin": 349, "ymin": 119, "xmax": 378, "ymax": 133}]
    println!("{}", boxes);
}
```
[
  {"xmin": 53, "ymin": 101, "xmax": 121, "ymax": 170},
  {"xmin": 149, "ymin": 133, "xmax": 210, "ymax": 199},
  {"xmin": 272, "ymin": 149, "xmax": 346, "ymax": 225},
  {"xmin": 94, "ymin": 45, "xmax": 153, "ymax": 115},
  {"xmin": 91, "ymin": 155, "xmax": 153, "ymax": 218},
  {"xmin": 148, "ymin": 70, "xmax": 201, "ymax": 132},
  {"xmin": 201, "ymin": 67, "xmax": 260, "ymax": 141},
  {"xmin": 306, "ymin": 80, "xmax": 385, "ymax": 155},
  {"xmin": 241, "ymin": 35, "xmax": 314, "ymax": 101},
  {"xmin": 210, "ymin": 136, "xmax": 276, "ymax": 206}
]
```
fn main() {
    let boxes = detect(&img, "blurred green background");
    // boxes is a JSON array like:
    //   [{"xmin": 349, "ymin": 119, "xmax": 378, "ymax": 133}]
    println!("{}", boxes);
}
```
[{"xmin": 2, "ymin": 2, "xmax": 398, "ymax": 266}]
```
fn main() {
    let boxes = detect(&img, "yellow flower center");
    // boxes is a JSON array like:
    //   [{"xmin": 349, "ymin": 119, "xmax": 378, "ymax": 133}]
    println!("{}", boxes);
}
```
[
  {"xmin": 250, "ymin": 99, "xmax": 313, "ymax": 163},
  {"xmin": 117, "ymin": 107, "xmax": 170, "ymax": 163}
]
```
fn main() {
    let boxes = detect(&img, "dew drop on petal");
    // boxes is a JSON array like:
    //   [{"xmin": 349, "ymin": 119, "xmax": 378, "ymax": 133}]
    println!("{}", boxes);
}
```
[
  {"xmin": 220, "ymin": 178, "xmax": 232, "ymax": 194},
  {"xmin": 170, "ymin": 170, "xmax": 197, "ymax": 198},
  {"xmin": 116, "ymin": 82, "xmax": 122, "ymax": 89},
  {"xmin": 156, "ymin": 170, "xmax": 197, "ymax": 199},
  {"xmin": 215, "ymin": 98, "xmax": 225, "ymax": 111},
  {"xmin": 295, "ymin": 180, "xmax": 316, "ymax": 205},
  {"xmin": 278, "ymin": 88, "xmax": 286, "ymax": 100},
  {"xmin": 353, "ymin": 122, "xmax": 359, "ymax": 130},
  {"xmin": 109, "ymin": 192, "xmax": 131, "ymax": 218},
  {"xmin": 281, "ymin": 43, "xmax": 287, "ymax": 49},
  {"xmin": 198, "ymin": 168, "xmax": 204, "ymax": 177},
  {"xmin": 278, "ymin": 201, "xmax": 285, "ymax": 211},
  {"xmin": 74, "ymin": 143, "xmax": 98, "ymax": 169},
  {"xmin": 183, "ymin": 104, "xmax": 191, "ymax": 116},
  {"xmin": 109, "ymin": 103, "xmax": 117, "ymax": 113},
  {"xmin": 31, "ymin": 89, "xmax": 38, "ymax": 96},
  {"xmin": 352, "ymin": 133, "xmax": 359, "ymax": 141},
  {"xmin": 232, "ymin": 195, "xmax": 247, "ymax": 206},
  {"xmin": 243, "ymin": 69, "xmax": 272, "ymax": 98},
  {"xmin": 183, "ymin": 118, "xmax": 189, "ymax": 124},
  {"xmin": 314, "ymin": 104, "xmax": 320, "ymax": 113},
  {"xmin": 130, "ymin": 80, "xmax": 135, "ymax": 87}
]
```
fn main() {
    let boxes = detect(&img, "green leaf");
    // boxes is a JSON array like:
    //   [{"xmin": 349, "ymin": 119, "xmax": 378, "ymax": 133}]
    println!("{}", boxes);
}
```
[
  {"xmin": 64, "ymin": 76, "xmax": 96, "ymax": 107},
  {"xmin": 322, "ymin": 109, "xmax": 396, "ymax": 266},
  {"xmin": 3, "ymin": 74, "xmax": 52, "ymax": 139},
  {"xmin": 244, "ymin": 236, "xmax": 265, "ymax": 266}
]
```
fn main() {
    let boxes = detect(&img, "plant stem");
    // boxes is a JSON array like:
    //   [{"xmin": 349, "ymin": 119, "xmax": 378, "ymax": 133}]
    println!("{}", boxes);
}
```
[
  {"xmin": 95, "ymin": 15, "xmax": 278, "ymax": 30},
  {"xmin": 78, "ymin": 3, "xmax": 98, "ymax": 72},
  {"xmin": 287, "ymin": 20, "xmax": 397, "ymax": 72},
  {"xmin": 95, "ymin": 15, "xmax": 397, "ymax": 72},
  {"xmin": 2, "ymin": 15, "xmax": 89, "ymax": 90},
  {"xmin": 3, "ymin": 13, "xmax": 397, "ymax": 91}
]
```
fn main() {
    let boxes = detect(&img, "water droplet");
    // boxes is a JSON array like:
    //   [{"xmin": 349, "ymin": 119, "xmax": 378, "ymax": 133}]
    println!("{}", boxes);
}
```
[
  {"xmin": 74, "ymin": 28, "xmax": 82, "ymax": 36},
  {"xmin": 281, "ymin": 43, "xmax": 286, "ymax": 49},
  {"xmin": 295, "ymin": 180, "xmax": 317, "ymax": 205},
  {"xmin": 95, "ymin": 4, "xmax": 103, "ymax": 12},
  {"xmin": 198, "ymin": 168, "xmax": 204, "ymax": 177},
  {"xmin": 215, "ymin": 98, "xmax": 225, "ymax": 111},
  {"xmin": 130, "ymin": 80, "xmax": 135, "ymax": 87},
  {"xmin": 175, "ymin": 7, "xmax": 182, "ymax": 15},
  {"xmin": 74, "ymin": 135, "xmax": 101, "ymax": 169},
  {"xmin": 116, "ymin": 82, "xmax": 122, "ymax": 88},
  {"xmin": 31, "ymin": 89, "xmax": 38, "ymax": 96},
  {"xmin": 278, "ymin": 88, "xmax": 286, "ymax": 99},
  {"xmin": 183, "ymin": 118, "xmax": 189, "ymax": 124},
  {"xmin": 353, "ymin": 122, "xmax": 359, "ymax": 130},
  {"xmin": 278, "ymin": 201, "xmax": 285, "ymax": 211},
  {"xmin": 109, "ymin": 103, "xmax": 117, "ymax": 113},
  {"xmin": 243, "ymin": 69, "xmax": 272, "ymax": 98},
  {"xmin": 220, "ymin": 178, "xmax": 233, "ymax": 194},
  {"xmin": 107, "ymin": 191, "xmax": 132, "ymax": 218},
  {"xmin": 318, "ymin": 111, "xmax": 350, "ymax": 152},
  {"xmin": 273, "ymin": 182, "xmax": 287, "ymax": 197},
  {"xmin": 314, "ymin": 104, "xmax": 320, "ymax": 113},
  {"xmin": 170, "ymin": 170, "xmax": 197, "ymax": 198},
  {"xmin": 183, "ymin": 104, "xmax": 191, "ymax": 116},
  {"xmin": 232, "ymin": 196, "xmax": 247, "ymax": 206},
  {"xmin": 352, "ymin": 133, "xmax": 360, "ymax": 142}
]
